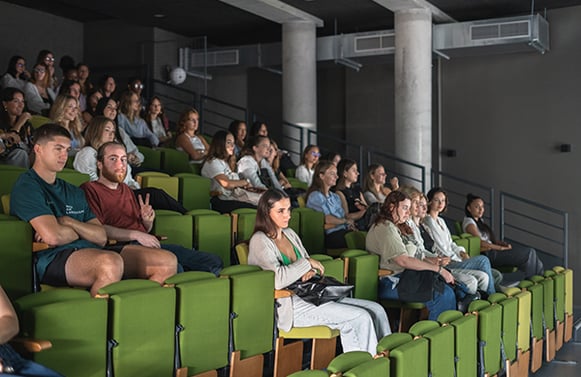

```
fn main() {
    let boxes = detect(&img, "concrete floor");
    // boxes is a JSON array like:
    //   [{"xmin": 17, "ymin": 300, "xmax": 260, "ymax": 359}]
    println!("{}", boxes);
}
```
[{"xmin": 535, "ymin": 341, "xmax": 581, "ymax": 377}]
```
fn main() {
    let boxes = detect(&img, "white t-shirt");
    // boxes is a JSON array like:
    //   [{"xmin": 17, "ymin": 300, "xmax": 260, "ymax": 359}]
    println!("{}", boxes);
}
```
[
  {"xmin": 295, "ymin": 164, "xmax": 314, "ymax": 186},
  {"xmin": 201, "ymin": 158, "xmax": 239, "ymax": 199},
  {"xmin": 462, "ymin": 217, "xmax": 492, "ymax": 243}
]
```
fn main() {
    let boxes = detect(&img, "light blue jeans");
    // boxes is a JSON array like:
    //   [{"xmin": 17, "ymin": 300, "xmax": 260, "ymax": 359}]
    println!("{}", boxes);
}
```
[{"xmin": 449, "ymin": 255, "xmax": 495, "ymax": 294}]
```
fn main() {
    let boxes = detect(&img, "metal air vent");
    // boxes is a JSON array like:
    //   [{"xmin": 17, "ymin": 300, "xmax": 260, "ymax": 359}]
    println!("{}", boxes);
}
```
[
  {"xmin": 354, "ymin": 32, "xmax": 395, "ymax": 53},
  {"xmin": 191, "ymin": 49, "xmax": 239, "ymax": 67}
]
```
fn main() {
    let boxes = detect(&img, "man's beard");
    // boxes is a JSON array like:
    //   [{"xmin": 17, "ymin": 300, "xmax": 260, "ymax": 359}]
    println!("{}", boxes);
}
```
[{"xmin": 103, "ymin": 168, "xmax": 126, "ymax": 183}]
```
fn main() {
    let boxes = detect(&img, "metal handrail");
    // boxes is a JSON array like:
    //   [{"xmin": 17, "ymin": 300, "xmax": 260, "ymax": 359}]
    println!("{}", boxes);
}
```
[
  {"xmin": 500, "ymin": 191, "xmax": 569, "ymax": 267},
  {"xmin": 199, "ymin": 95, "xmax": 248, "ymax": 135},
  {"xmin": 431, "ymin": 170, "xmax": 495, "ymax": 229},
  {"xmin": 307, "ymin": 129, "xmax": 364, "ymax": 174},
  {"xmin": 367, "ymin": 148, "xmax": 426, "ymax": 193}
]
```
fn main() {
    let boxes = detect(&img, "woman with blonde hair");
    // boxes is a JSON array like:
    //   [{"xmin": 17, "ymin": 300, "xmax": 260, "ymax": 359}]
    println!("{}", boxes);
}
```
[
  {"xmin": 175, "ymin": 108, "xmax": 209, "ymax": 163},
  {"xmin": 49, "ymin": 94, "xmax": 84, "ymax": 156}
]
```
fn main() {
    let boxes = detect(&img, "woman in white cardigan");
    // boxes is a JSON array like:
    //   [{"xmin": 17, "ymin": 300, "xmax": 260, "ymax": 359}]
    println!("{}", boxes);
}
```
[
  {"xmin": 248, "ymin": 189, "xmax": 390, "ymax": 355},
  {"xmin": 237, "ymin": 135, "xmax": 282, "ymax": 190}
]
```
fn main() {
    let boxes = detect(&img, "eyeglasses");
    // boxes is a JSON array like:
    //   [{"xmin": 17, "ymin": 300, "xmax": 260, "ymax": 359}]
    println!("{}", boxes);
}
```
[
  {"xmin": 34, "ymin": 69, "xmax": 46, "ymax": 74},
  {"xmin": 16, "ymin": 63, "xmax": 25, "ymax": 67},
  {"xmin": 311, "ymin": 152, "xmax": 321, "ymax": 157},
  {"xmin": 133, "ymin": 83, "xmax": 144, "ymax": 89},
  {"xmin": 44, "ymin": 57, "xmax": 55, "ymax": 62}
]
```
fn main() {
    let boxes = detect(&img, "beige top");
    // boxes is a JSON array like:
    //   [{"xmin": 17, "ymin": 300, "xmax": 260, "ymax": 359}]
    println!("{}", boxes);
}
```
[{"xmin": 366, "ymin": 220, "xmax": 417, "ymax": 274}]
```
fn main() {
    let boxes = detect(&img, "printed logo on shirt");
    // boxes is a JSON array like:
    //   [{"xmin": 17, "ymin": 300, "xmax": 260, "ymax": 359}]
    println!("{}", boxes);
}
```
[{"xmin": 66, "ymin": 205, "xmax": 84, "ymax": 216}]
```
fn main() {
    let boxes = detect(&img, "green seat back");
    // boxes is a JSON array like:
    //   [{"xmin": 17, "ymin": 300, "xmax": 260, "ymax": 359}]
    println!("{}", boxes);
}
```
[
  {"xmin": 56, "ymin": 169, "xmax": 90, "ymax": 186},
  {"xmin": 0, "ymin": 220, "xmax": 33, "ymax": 299},
  {"xmin": 489, "ymin": 293, "xmax": 519, "ymax": 362},
  {"xmin": 288, "ymin": 371, "xmax": 328, "ymax": 377},
  {"xmin": 540, "ymin": 277, "xmax": 555, "ymax": 331},
  {"xmin": 232, "ymin": 208, "xmax": 257, "ymax": 243},
  {"xmin": 453, "ymin": 237, "xmax": 469, "ymax": 251},
  {"xmin": 525, "ymin": 282, "xmax": 545, "ymax": 340},
  {"xmin": 15, "ymin": 289, "xmax": 108, "ymax": 377},
  {"xmin": 376, "ymin": 333, "xmax": 413, "ymax": 354},
  {"xmin": 286, "ymin": 177, "xmax": 308, "ymax": 190},
  {"xmin": 0, "ymin": 168, "xmax": 24, "ymax": 213},
  {"xmin": 344, "ymin": 230, "xmax": 367, "ymax": 250},
  {"xmin": 159, "ymin": 148, "xmax": 194, "ymax": 175},
  {"xmin": 176, "ymin": 173, "xmax": 212, "ymax": 211},
  {"xmin": 545, "ymin": 270, "xmax": 565, "ymax": 323},
  {"xmin": 99, "ymin": 280, "xmax": 176, "ymax": 377},
  {"xmin": 288, "ymin": 209, "xmax": 300, "ymax": 234},
  {"xmin": 191, "ymin": 212, "xmax": 232, "ymax": 266},
  {"xmin": 390, "ymin": 337, "xmax": 429, "ymax": 377},
  {"xmin": 29, "ymin": 115, "xmax": 51, "ymax": 128},
  {"xmin": 344, "ymin": 357, "xmax": 390, "ymax": 377},
  {"xmin": 140, "ymin": 175, "xmax": 180, "ymax": 200},
  {"xmin": 221, "ymin": 267, "xmax": 275, "ymax": 358},
  {"xmin": 327, "ymin": 351, "xmax": 373, "ymax": 374},
  {"xmin": 342, "ymin": 249, "xmax": 379, "ymax": 301},
  {"xmin": 165, "ymin": 272, "xmax": 230, "ymax": 374},
  {"xmin": 310, "ymin": 254, "xmax": 344, "ymax": 282},
  {"xmin": 469, "ymin": 300, "xmax": 502, "ymax": 376},
  {"xmin": 153, "ymin": 213, "xmax": 193, "ymax": 248},
  {"xmin": 137, "ymin": 146, "xmax": 162, "ymax": 170},
  {"xmin": 460, "ymin": 233, "xmax": 482, "ymax": 257},
  {"xmin": 410, "ymin": 320, "xmax": 455, "ymax": 377},
  {"xmin": 294, "ymin": 208, "xmax": 325, "ymax": 253},
  {"xmin": 438, "ymin": 310, "xmax": 478, "ymax": 377}
]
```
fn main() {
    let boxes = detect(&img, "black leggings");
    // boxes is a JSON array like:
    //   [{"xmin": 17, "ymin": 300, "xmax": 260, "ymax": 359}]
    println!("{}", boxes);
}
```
[{"xmin": 483, "ymin": 244, "xmax": 544, "ymax": 279}]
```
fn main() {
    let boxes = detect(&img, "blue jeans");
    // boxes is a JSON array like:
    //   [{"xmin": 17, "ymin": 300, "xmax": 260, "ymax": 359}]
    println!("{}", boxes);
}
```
[
  {"xmin": 0, "ymin": 360, "xmax": 64, "ymax": 377},
  {"xmin": 379, "ymin": 275, "xmax": 456, "ymax": 321},
  {"xmin": 449, "ymin": 255, "xmax": 496, "ymax": 294},
  {"xmin": 161, "ymin": 244, "xmax": 223, "ymax": 276}
]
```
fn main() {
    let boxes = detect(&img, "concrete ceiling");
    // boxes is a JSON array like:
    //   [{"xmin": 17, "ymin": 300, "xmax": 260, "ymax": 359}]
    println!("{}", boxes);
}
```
[{"xmin": 4, "ymin": 0, "xmax": 581, "ymax": 45}]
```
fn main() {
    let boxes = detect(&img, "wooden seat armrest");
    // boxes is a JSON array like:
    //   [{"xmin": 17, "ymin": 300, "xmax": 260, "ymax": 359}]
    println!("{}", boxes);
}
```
[
  {"xmin": 32, "ymin": 242, "xmax": 50, "ymax": 252},
  {"xmin": 378, "ymin": 269, "xmax": 394, "ymax": 277},
  {"xmin": 275, "ymin": 289, "xmax": 294, "ymax": 299},
  {"xmin": 10, "ymin": 337, "xmax": 52, "ymax": 353}
]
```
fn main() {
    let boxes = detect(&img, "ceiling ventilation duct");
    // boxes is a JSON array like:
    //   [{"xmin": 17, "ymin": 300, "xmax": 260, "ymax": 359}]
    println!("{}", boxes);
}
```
[{"xmin": 433, "ymin": 14, "xmax": 549, "ymax": 57}]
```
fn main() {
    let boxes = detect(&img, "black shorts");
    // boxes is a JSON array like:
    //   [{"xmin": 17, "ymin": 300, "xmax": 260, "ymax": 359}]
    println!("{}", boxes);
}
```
[{"xmin": 42, "ymin": 248, "xmax": 78, "ymax": 287}]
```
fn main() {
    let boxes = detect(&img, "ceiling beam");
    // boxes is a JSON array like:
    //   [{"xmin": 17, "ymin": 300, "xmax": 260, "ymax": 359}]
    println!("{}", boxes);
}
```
[
  {"xmin": 219, "ymin": 0, "xmax": 324, "ymax": 27},
  {"xmin": 371, "ymin": 0, "xmax": 456, "ymax": 23}
]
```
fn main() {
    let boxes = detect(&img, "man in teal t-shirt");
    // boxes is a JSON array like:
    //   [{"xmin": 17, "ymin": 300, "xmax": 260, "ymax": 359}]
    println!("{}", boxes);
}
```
[{"xmin": 10, "ymin": 124, "xmax": 121, "ymax": 296}]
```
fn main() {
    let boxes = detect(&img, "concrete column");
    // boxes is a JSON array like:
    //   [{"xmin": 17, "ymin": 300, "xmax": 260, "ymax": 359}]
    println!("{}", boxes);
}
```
[
  {"xmin": 282, "ymin": 21, "xmax": 317, "ymax": 155},
  {"xmin": 394, "ymin": 8, "xmax": 432, "ymax": 187}
]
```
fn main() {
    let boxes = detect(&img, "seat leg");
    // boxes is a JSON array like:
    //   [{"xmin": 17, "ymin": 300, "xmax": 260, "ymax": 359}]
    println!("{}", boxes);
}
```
[
  {"xmin": 545, "ymin": 329, "xmax": 556, "ymax": 362},
  {"xmin": 273, "ymin": 337, "xmax": 303, "ymax": 377},
  {"xmin": 564, "ymin": 314, "xmax": 573, "ymax": 342},
  {"xmin": 229, "ymin": 350, "xmax": 263, "ymax": 377},
  {"xmin": 310, "ymin": 337, "xmax": 337, "ymax": 370},
  {"xmin": 556, "ymin": 321, "xmax": 564, "ymax": 351},
  {"xmin": 531, "ymin": 337, "xmax": 543, "ymax": 373},
  {"xmin": 516, "ymin": 349, "xmax": 530, "ymax": 377}
]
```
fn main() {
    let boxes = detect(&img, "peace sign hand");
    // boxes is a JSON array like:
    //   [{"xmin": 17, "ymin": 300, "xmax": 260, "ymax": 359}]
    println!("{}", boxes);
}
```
[{"xmin": 138, "ymin": 193, "xmax": 155, "ymax": 223}]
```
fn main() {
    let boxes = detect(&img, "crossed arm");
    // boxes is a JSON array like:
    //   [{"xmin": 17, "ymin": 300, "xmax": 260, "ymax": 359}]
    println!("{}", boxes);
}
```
[{"xmin": 30, "ymin": 215, "xmax": 107, "ymax": 247}]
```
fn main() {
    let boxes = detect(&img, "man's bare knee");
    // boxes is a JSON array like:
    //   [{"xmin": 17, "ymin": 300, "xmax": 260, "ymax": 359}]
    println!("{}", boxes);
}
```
[{"xmin": 94, "ymin": 252, "xmax": 124, "ymax": 281}]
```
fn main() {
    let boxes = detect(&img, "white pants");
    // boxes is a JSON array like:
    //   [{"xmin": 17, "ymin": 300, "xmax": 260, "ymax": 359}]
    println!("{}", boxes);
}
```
[
  {"xmin": 292, "ymin": 295, "xmax": 391, "ymax": 354},
  {"xmin": 451, "ymin": 269, "xmax": 489, "ymax": 293}
]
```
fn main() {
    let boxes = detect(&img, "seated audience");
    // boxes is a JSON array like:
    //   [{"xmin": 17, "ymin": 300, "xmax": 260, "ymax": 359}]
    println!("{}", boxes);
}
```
[
  {"xmin": 98, "ymin": 74, "xmax": 116, "ymax": 99},
  {"xmin": 249, "ymin": 121, "xmax": 268, "ymax": 137},
  {"xmin": 0, "ymin": 87, "xmax": 33, "ymax": 167},
  {"xmin": 0, "ymin": 285, "xmax": 64, "ymax": 376},
  {"xmin": 117, "ymin": 90, "xmax": 159, "ymax": 147},
  {"xmin": 127, "ymin": 77, "xmax": 147, "ymax": 112},
  {"xmin": 366, "ymin": 190, "xmax": 456, "ymax": 320},
  {"xmin": 463, "ymin": 193, "xmax": 544, "ymax": 280},
  {"xmin": 144, "ymin": 97, "xmax": 172, "ymax": 146},
  {"xmin": 82, "ymin": 89, "xmax": 103, "ymax": 125},
  {"xmin": 74, "ymin": 116, "xmax": 185, "ymax": 213},
  {"xmin": 402, "ymin": 186, "xmax": 496, "ymax": 295},
  {"xmin": 1, "ymin": 56, "xmax": 29, "ymax": 91},
  {"xmin": 23, "ymin": 62, "xmax": 55, "ymax": 116},
  {"xmin": 322, "ymin": 151, "xmax": 341, "ymax": 167},
  {"xmin": 228, "ymin": 120, "xmax": 246, "ymax": 157},
  {"xmin": 306, "ymin": 160, "xmax": 353, "ymax": 249},
  {"xmin": 175, "ymin": 108, "xmax": 208, "ymax": 162},
  {"xmin": 295, "ymin": 144, "xmax": 320, "ymax": 186},
  {"xmin": 49, "ymin": 94, "xmax": 84, "ymax": 156},
  {"xmin": 237, "ymin": 135, "xmax": 281, "ymax": 190},
  {"xmin": 201, "ymin": 130, "xmax": 258, "ymax": 213},
  {"xmin": 248, "ymin": 189, "xmax": 391, "ymax": 354},
  {"xmin": 10, "ymin": 124, "xmax": 119, "ymax": 296},
  {"xmin": 35, "ymin": 50, "xmax": 56, "ymax": 90},
  {"xmin": 267, "ymin": 139, "xmax": 292, "ymax": 189},
  {"xmin": 81, "ymin": 141, "xmax": 222, "ymax": 275},
  {"xmin": 95, "ymin": 97, "xmax": 144, "ymax": 168},
  {"xmin": 335, "ymin": 159, "xmax": 373, "ymax": 230},
  {"xmin": 363, "ymin": 164, "xmax": 399, "ymax": 205}
]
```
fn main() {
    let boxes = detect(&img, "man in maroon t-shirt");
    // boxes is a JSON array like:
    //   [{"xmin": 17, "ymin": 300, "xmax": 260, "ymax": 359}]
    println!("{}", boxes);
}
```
[{"xmin": 81, "ymin": 141, "xmax": 222, "ymax": 275}]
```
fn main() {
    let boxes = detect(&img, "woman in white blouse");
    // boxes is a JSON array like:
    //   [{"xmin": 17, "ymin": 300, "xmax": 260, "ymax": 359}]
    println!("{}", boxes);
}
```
[
  {"xmin": 175, "ymin": 108, "xmax": 209, "ymax": 163},
  {"xmin": 237, "ymin": 135, "xmax": 281, "ymax": 190},
  {"xmin": 295, "ymin": 144, "xmax": 320, "ymax": 186}
]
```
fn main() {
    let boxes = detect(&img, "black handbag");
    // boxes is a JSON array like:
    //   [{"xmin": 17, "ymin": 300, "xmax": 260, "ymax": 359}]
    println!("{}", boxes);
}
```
[
  {"xmin": 397, "ymin": 269, "xmax": 446, "ymax": 302},
  {"xmin": 287, "ymin": 275, "xmax": 354, "ymax": 306}
]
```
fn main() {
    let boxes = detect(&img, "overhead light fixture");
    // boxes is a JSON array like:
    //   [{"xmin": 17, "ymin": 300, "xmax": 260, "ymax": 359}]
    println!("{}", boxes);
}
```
[
  {"xmin": 335, "ymin": 57, "xmax": 362, "ymax": 72},
  {"xmin": 153, "ymin": 13, "xmax": 166, "ymax": 18}
]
